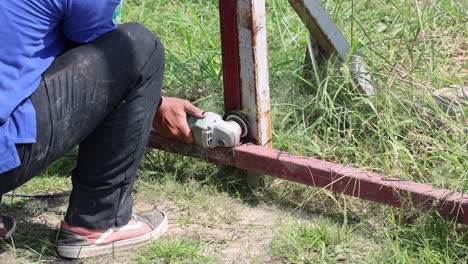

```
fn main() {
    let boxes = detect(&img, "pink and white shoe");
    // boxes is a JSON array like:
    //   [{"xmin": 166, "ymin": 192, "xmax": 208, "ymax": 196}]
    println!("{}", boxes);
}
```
[
  {"xmin": 56, "ymin": 209, "xmax": 168, "ymax": 258},
  {"xmin": 0, "ymin": 214, "xmax": 16, "ymax": 240}
]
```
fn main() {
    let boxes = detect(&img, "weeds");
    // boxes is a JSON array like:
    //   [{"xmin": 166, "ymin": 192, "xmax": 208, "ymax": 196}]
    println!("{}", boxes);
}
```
[
  {"xmin": 134, "ymin": 238, "xmax": 216, "ymax": 264},
  {"xmin": 1, "ymin": 0, "xmax": 466, "ymax": 263},
  {"xmin": 372, "ymin": 214, "xmax": 468, "ymax": 263},
  {"xmin": 270, "ymin": 216, "xmax": 372, "ymax": 263}
]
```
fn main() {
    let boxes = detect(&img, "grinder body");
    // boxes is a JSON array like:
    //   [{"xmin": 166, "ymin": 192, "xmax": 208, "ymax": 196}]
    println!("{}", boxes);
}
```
[{"xmin": 187, "ymin": 112, "xmax": 247, "ymax": 148}]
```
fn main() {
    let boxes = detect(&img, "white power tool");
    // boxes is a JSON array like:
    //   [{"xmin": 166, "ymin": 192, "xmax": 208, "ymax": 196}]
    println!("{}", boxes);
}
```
[{"xmin": 187, "ymin": 112, "xmax": 250, "ymax": 148}]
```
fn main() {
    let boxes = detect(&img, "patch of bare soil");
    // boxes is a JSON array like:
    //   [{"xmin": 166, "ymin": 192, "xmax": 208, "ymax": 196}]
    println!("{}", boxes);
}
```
[
  {"xmin": 0, "ymin": 252, "xmax": 17, "ymax": 264},
  {"xmin": 1, "ymin": 191, "xmax": 289, "ymax": 264},
  {"xmin": 136, "ymin": 199, "xmax": 283, "ymax": 263}
]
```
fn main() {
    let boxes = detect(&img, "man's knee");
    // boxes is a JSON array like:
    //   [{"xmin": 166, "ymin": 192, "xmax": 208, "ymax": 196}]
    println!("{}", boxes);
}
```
[{"xmin": 116, "ymin": 22, "xmax": 165, "ymax": 70}]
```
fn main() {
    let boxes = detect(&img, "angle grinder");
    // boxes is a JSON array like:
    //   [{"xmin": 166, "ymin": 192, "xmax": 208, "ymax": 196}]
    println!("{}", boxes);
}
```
[{"xmin": 187, "ymin": 111, "xmax": 250, "ymax": 148}]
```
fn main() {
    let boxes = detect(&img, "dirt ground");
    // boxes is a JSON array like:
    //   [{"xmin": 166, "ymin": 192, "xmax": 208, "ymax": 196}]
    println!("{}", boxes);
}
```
[
  {"xmin": 0, "ymin": 184, "xmax": 291, "ymax": 264},
  {"xmin": 135, "ymin": 199, "xmax": 282, "ymax": 263}
]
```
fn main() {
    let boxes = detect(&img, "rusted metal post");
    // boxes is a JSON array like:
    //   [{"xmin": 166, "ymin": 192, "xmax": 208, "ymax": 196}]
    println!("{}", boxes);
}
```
[
  {"xmin": 219, "ymin": 0, "xmax": 272, "ymax": 186},
  {"xmin": 289, "ymin": 0, "xmax": 375, "ymax": 95},
  {"xmin": 289, "ymin": 0, "xmax": 350, "ymax": 60},
  {"xmin": 148, "ymin": 134, "xmax": 468, "ymax": 225},
  {"xmin": 219, "ymin": 0, "xmax": 272, "ymax": 147}
]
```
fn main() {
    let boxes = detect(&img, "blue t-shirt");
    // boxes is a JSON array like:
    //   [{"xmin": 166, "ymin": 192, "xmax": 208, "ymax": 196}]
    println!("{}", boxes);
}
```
[{"xmin": 0, "ymin": 0, "xmax": 122, "ymax": 173}]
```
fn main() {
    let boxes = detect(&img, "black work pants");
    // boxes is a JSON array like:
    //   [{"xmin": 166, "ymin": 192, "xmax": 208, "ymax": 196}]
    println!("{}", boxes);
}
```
[{"xmin": 0, "ymin": 23, "xmax": 164, "ymax": 229}]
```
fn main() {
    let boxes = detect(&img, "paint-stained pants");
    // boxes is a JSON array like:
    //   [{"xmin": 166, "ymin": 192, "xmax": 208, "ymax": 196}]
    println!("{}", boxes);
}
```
[{"xmin": 0, "ymin": 23, "xmax": 165, "ymax": 229}]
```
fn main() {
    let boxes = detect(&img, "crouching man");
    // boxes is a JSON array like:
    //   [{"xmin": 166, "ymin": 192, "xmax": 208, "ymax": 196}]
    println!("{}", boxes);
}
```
[{"xmin": 0, "ymin": 0, "xmax": 205, "ymax": 258}]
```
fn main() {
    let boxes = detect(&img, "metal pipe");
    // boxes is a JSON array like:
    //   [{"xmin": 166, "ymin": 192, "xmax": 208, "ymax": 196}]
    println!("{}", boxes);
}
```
[{"xmin": 148, "ymin": 133, "xmax": 468, "ymax": 225}]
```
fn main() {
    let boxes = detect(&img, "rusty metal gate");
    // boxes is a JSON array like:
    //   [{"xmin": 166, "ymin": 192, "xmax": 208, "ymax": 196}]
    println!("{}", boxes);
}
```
[{"xmin": 148, "ymin": 0, "xmax": 467, "ymax": 225}]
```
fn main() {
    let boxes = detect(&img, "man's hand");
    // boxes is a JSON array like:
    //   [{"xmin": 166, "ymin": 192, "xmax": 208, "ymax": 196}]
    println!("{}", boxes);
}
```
[{"xmin": 153, "ymin": 97, "xmax": 206, "ymax": 144}]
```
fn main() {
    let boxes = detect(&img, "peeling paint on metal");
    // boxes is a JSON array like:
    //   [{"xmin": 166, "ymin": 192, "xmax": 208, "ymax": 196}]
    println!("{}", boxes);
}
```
[
  {"xmin": 219, "ymin": 0, "xmax": 272, "ymax": 146},
  {"xmin": 237, "ymin": 0, "xmax": 272, "ymax": 146}
]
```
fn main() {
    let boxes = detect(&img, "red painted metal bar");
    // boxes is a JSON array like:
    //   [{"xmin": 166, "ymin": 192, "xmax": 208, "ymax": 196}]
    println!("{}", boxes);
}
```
[
  {"xmin": 148, "ymin": 133, "xmax": 468, "ymax": 225},
  {"xmin": 219, "ymin": 0, "xmax": 272, "ymax": 147},
  {"xmin": 219, "ymin": 0, "xmax": 242, "ymax": 112}
]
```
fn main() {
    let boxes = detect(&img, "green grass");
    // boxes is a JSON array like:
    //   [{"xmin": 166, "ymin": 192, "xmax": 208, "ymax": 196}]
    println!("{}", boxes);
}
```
[
  {"xmin": 371, "ymin": 214, "xmax": 468, "ymax": 263},
  {"xmin": 271, "ymin": 217, "xmax": 373, "ymax": 263},
  {"xmin": 126, "ymin": 0, "xmax": 467, "ymax": 191},
  {"xmin": 125, "ymin": 0, "xmax": 467, "ymax": 262},
  {"xmin": 134, "ymin": 238, "xmax": 217, "ymax": 264},
  {"xmin": 271, "ymin": 210, "xmax": 468, "ymax": 263},
  {"xmin": 1, "ymin": 0, "xmax": 467, "ymax": 263}
]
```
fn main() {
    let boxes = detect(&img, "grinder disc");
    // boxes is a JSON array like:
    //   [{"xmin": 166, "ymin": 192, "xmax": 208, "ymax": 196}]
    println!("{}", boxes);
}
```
[{"xmin": 223, "ymin": 111, "xmax": 250, "ymax": 139}]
